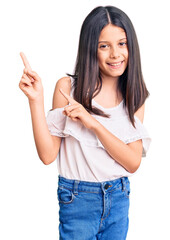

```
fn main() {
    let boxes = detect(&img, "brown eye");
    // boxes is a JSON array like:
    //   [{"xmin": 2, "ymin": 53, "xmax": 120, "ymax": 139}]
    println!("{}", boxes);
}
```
[
  {"xmin": 99, "ymin": 44, "xmax": 109, "ymax": 49},
  {"xmin": 119, "ymin": 42, "xmax": 127, "ymax": 46}
]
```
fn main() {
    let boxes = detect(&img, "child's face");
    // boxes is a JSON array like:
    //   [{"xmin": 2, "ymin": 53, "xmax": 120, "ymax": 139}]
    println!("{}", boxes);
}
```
[{"xmin": 98, "ymin": 24, "xmax": 128, "ymax": 80}]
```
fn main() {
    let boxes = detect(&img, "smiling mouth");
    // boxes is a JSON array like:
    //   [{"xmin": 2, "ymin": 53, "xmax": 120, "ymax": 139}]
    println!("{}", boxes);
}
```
[{"xmin": 107, "ymin": 61, "xmax": 124, "ymax": 69}]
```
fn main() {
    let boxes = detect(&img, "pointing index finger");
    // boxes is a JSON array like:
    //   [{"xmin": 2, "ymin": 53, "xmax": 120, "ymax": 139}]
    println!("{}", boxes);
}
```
[
  {"xmin": 20, "ymin": 52, "xmax": 32, "ymax": 70},
  {"xmin": 59, "ymin": 88, "xmax": 77, "ymax": 105}
]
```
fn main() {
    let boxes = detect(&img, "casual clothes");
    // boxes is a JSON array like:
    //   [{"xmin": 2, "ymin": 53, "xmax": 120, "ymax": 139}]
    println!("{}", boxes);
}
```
[
  {"xmin": 46, "ymin": 77, "xmax": 151, "ymax": 239},
  {"xmin": 58, "ymin": 175, "xmax": 130, "ymax": 240},
  {"xmin": 46, "ymin": 77, "xmax": 151, "ymax": 182}
]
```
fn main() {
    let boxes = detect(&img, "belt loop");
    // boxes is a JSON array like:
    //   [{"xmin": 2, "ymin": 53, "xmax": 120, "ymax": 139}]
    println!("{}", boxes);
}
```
[
  {"xmin": 121, "ymin": 177, "xmax": 126, "ymax": 191},
  {"xmin": 73, "ymin": 180, "xmax": 80, "ymax": 195}
]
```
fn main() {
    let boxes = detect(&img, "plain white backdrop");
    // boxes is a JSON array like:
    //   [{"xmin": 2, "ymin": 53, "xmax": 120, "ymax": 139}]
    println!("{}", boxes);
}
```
[{"xmin": 0, "ymin": 0, "xmax": 169, "ymax": 239}]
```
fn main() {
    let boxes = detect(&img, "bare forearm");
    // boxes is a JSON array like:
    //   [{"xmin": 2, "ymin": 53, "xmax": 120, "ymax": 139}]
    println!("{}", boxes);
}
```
[
  {"xmin": 91, "ymin": 120, "xmax": 142, "ymax": 173},
  {"xmin": 29, "ymin": 99, "xmax": 60, "ymax": 164}
]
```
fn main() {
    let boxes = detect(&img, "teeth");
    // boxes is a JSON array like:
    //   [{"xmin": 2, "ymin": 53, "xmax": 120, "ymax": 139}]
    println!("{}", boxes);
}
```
[{"xmin": 109, "ymin": 62, "xmax": 122, "ymax": 66}]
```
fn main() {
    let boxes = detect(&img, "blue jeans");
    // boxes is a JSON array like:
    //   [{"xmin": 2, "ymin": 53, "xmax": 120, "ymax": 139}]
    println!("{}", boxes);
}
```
[{"xmin": 57, "ymin": 175, "xmax": 130, "ymax": 240}]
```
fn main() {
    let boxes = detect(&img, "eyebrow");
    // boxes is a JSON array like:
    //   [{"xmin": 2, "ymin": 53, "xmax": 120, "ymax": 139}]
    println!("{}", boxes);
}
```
[{"xmin": 98, "ymin": 38, "xmax": 127, "ymax": 43}]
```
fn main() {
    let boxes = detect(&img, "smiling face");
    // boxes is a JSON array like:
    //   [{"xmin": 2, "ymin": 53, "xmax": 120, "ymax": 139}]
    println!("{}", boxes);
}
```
[{"xmin": 98, "ymin": 24, "xmax": 128, "ymax": 81}]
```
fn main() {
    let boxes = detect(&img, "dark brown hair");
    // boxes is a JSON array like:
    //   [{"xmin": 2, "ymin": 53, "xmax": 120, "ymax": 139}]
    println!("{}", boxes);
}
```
[{"xmin": 68, "ymin": 6, "xmax": 149, "ymax": 127}]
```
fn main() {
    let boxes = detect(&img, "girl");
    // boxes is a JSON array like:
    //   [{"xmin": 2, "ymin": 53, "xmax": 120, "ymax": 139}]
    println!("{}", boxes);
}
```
[{"xmin": 19, "ymin": 5, "xmax": 151, "ymax": 240}]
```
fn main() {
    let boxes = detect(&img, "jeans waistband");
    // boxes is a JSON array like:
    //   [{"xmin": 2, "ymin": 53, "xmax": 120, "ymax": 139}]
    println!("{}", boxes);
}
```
[{"xmin": 58, "ymin": 175, "xmax": 129, "ymax": 194}]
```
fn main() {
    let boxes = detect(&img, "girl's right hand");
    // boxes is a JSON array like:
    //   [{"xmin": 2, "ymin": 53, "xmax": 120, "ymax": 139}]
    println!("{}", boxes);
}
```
[{"xmin": 19, "ymin": 52, "xmax": 44, "ymax": 103}]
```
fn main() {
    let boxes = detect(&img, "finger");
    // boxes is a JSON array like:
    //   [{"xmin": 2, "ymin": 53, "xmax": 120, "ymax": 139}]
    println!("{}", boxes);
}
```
[
  {"xmin": 64, "ymin": 104, "xmax": 80, "ymax": 113},
  {"xmin": 59, "ymin": 88, "xmax": 78, "ymax": 105},
  {"xmin": 20, "ymin": 52, "xmax": 32, "ymax": 70},
  {"xmin": 67, "ymin": 109, "xmax": 80, "ymax": 119},
  {"xmin": 19, "ymin": 77, "xmax": 32, "ymax": 87},
  {"xmin": 63, "ymin": 110, "xmax": 79, "ymax": 121},
  {"xmin": 62, "ymin": 110, "xmax": 77, "ymax": 121},
  {"xmin": 20, "ymin": 74, "xmax": 33, "ymax": 86},
  {"xmin": 24, "ymin": 69, "xmax": 41, "ymax": 82},
  {"xmin": 23, "ymin": 68, "xmax": 34, "ymax": 82},
  {"xmin": 22, "ymin": 73, "xmax": 34, "ymax": 85},
  {"xmin": 23, "ymin": 69, "xmax": 34, "ymax": 82}
]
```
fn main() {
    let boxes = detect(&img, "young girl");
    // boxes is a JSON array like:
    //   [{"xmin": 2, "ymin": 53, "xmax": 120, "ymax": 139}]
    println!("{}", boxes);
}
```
[{"xmin": 19, "ymin": 5, "xmax": 151, "ymax": 240}]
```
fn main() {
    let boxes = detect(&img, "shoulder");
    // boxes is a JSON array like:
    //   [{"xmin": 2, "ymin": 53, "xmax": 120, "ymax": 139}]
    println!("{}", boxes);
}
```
[
  {"xmin": 134, "ymin": 103, "xmax": 145, "ymax": 123},
  {"xmin": 52, "ymin": 76, "xmax": 71, "ymax": 109}
]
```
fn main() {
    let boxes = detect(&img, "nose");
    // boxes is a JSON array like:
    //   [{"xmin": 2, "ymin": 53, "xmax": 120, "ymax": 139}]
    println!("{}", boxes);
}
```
[{"xmin": 110, "ymin": 46, "xmax": 120, "ymax": 59}]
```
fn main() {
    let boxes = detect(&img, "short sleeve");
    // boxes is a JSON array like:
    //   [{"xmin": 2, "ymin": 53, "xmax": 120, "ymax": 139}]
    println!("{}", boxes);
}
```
[
  {"xmin": 46, "ymin": 107, "xmax": 68, "ymax": 137},
  {"xmin": 94, "ymin": 115, "xmax": 151, "ymax": 158},
  {"xmin": 122, "ymin": 116, "xmax": 151, "ymax": 157},
  {"xmin": 46, "ymin": 107, "xmax": 104, "ymax": 145},
  {"xmin": 46, "ymin": 107, "xmax": 151, "ymax": 157}
]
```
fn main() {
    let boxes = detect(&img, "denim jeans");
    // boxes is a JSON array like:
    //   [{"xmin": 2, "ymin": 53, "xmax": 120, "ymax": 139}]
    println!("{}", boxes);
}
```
[{"xmin": 57, "ymin": 175, "xmax": 130, "ymax": 240}]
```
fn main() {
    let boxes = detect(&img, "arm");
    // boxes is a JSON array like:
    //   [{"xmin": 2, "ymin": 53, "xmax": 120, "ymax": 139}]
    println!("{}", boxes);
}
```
[
  {"xmin": 19, "ymin": 52, "xmax": 71, "ymax": 165},
  {"xmin": 29, "ymin": 98, "xmax": 61, "ymax": 165},
  {"xmin": 91, "ymin": 104, "xmax": 145, "ymax": 173},
  {"xmin": 28, "ymin": 77, "xmax": 71, "ymax": 165}
]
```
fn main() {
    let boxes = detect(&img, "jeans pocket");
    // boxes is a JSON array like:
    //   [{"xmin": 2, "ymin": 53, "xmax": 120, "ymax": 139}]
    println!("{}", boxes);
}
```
[{"xmin": 57, "ymin": 186, "xmax": 75, "ymax": 204}]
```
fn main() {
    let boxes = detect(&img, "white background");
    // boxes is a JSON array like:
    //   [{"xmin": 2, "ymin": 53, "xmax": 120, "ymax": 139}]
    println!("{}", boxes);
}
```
[{"xmin": 0, "ymin": 0, "xmax": 169, "ymax": 239}]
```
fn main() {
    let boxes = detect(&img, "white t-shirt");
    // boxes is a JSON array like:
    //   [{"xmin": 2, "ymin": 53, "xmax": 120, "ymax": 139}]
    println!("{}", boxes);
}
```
[{"xmin": 46, "ymin": 78, "xmax": 151, "ymax": 182}]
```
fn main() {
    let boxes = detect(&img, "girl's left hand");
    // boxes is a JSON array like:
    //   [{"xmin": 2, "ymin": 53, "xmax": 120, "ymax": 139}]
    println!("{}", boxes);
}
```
[{"xmin": 59, "ymin": 88, "xmax": 98, "ymax": 130}]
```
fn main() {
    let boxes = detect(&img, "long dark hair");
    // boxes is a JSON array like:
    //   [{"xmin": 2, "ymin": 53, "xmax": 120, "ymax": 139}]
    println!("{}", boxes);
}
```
[{"xmin": 68, "ymin": 6, "xmax": 149, "ymax": 127}]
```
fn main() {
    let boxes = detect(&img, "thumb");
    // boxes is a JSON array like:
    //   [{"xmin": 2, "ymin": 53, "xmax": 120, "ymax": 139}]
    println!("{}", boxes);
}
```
[{"xmin": 24, "ymin": 69, "xmax": 41, "ymax": 82}]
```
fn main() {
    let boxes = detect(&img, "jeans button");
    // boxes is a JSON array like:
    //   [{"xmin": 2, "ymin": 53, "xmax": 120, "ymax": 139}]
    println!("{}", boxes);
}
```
[{"xmin": 104, "ymin": 184, "xmax": 110, "ymax": 190}]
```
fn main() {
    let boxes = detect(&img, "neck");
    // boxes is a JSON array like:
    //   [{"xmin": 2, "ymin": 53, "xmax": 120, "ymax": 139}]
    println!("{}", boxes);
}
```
[
  {"xmin": 101, "ymin": 75, "xmax": 120, "ymax": 96},
  {"xmin": 94, "ymin": 75, "xmax": 123, "ymax": 105},
  {"xmin": 100, "ymin": 72, "xmax": 119, "ymax": 87}
]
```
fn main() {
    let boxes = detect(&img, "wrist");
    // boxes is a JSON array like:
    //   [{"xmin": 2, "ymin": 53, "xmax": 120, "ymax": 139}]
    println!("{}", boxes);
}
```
[
  {"xmin": 89, "ymin": 118, "xmax": 101, "ymax": 132},
  {"xmin": 28, "ymin": 96, "xmax": 44, "ymax": 105},
  {"xmin": 28, "ymin": 98, "xmax": 45, "ymax": 118},
  {"xmin": 28, "ymin": 98, "xmax": 44, "ymax": 109}
]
